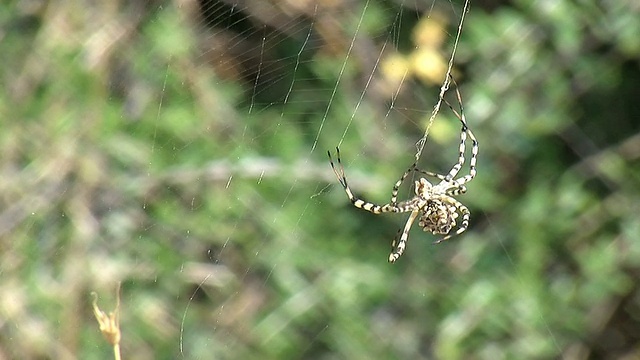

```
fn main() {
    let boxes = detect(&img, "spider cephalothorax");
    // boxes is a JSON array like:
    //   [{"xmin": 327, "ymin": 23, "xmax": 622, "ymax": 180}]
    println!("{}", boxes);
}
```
[{"xmin": 328, "ymin": 81, "xmax": 477, "ymax": 263}]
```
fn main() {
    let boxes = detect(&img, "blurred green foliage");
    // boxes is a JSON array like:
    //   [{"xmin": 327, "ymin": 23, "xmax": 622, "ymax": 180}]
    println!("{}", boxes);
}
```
[{"xmin": 1, "ymin": 0, "xmax": 639, "ymax": 359}]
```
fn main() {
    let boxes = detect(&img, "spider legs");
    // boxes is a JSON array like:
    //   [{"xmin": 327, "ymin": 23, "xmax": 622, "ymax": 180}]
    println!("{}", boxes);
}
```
[
  {"xmin": 413, "ymin": 167, "xmax": 449, "ymax": 183},
  {"xmin": 390, "ymin": 163, "xmax": 420, "ymax": 205},
  {"xmin": 389, "ymin": 210, "xmax": 420, "ymax": 263},
  {"xmin": 328, "ymin": 147, "xmax": 398, "ymax": 214},
  {"xmin": 442, "ymin": 75, "xmax": 478, "ymax": 187},
  {"xmin": 327, "ymin": 147, "xmax": 350, "ymax": 191}
]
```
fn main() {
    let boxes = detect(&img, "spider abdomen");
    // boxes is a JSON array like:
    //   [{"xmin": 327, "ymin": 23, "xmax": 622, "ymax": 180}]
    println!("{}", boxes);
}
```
[{"xmin": 419, "ymin": 200, "xmax": 459, "ymax": 235}]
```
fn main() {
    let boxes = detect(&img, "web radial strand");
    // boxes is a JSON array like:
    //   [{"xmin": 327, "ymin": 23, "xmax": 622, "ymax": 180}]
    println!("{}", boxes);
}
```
[{"xmin": 414, "ymin": 0, "xmax": 471, "ymax": 163}]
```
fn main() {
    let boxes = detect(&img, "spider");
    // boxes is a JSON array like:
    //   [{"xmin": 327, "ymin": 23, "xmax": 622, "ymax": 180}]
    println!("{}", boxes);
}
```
[{"xmin": 328, "ymin": 80, "xmax": 478, "ymax": 263}]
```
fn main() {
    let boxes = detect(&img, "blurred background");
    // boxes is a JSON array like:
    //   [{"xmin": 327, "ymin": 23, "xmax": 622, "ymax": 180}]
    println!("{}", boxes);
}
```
[{"xmin": 1, "ymin": 0, "xmax": 640, "ymax": 359}]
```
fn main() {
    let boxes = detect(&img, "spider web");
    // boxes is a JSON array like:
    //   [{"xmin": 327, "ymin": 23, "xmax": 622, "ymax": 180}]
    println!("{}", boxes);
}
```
[
  {"xmin": 173, "ymin": 0, "xmax": 484, "ymax": 356},
  {"xmin": 6, "ymin": 0, "xmax": 640, "ymax": 357},
  {"xmin": 173, "ymin": 1, "xmax": 562, "ymax": 357},
  {"xmin": 0, "ymin": 0, "xmax": 577, "ymax": 358}
]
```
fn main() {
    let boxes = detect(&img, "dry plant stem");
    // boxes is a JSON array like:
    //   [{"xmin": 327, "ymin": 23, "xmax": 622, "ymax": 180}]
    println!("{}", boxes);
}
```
[
  {"xmin": 91, "ymin": 283, "xmax": 122, "ymax": 360},
  {"xmin": 113, "ymin": 344, "xmax": 122, "ymax": 360},
  {"xmin": 414, "ymin": 0, "xmax": 471, "ymax": 163}
]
